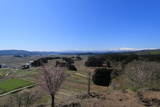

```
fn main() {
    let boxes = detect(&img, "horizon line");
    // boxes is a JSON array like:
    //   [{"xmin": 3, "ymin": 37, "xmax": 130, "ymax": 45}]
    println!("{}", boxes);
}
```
[{"xmin": 0, "ymin": 48, "xmax": 158, "ymax": 52}]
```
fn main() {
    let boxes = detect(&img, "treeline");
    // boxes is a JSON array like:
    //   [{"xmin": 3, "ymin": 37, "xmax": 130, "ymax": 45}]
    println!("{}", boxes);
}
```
[
  {"xmin": 86, "ymin": 53, "xmax": 160, "ymax": 89},
  {"xmin": 85, "ymin": 54, "xmax": 160, "ymax": 68},
  {"xmin": 31, "ymin": 56, "xmax": 81, "ymax": 71},
  {"xmin": 31, "ymin": 57, "xmax": 61, "ymax": 67}
]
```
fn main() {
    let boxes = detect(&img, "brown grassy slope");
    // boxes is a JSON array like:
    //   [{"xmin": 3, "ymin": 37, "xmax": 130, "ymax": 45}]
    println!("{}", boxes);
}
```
[{"xmin": 0, "ymin": 56, "xmax": 160, "ymax": 107}]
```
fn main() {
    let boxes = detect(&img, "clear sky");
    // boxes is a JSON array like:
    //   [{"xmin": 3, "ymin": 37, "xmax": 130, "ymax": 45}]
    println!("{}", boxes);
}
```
[{"xmin": 0, "ymin": 0, "xmax": 160, "ymax": 51}]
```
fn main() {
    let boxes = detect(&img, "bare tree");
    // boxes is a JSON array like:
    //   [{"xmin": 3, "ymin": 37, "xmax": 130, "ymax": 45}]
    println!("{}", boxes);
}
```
[
  {"xmin": 125, "ymin": 61, "xmax": 160, "ymax": 88},
  {"xmin": 40, "ymin": 64, "xmax": 65, "ymax": 107},
  {"xmin": 4, "ymin": 89, "xmax": 40, "ymax": 107}
]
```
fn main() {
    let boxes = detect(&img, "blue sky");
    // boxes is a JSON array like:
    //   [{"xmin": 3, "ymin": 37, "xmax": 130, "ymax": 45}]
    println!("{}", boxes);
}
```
[{"xmin": 0, "ymin": 0, "xmax": 160, "ymax": 51}]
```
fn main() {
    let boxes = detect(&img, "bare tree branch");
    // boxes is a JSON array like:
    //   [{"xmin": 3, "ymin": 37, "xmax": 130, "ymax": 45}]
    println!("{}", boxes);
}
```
[
  {"xmin": 39, "ymin": 64, "xmax": 65, "ymax": 107},
  {"xmin": 125, "ymin": 61, "xmax": 160, "ymax": 88}
]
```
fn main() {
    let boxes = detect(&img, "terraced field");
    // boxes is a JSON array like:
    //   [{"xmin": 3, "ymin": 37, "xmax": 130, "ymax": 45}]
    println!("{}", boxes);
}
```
[
  {"xmin": 0, "ymin": 78, "xmax": 35, "ymax": 94},
  {"xmin": 0, "ymin": 56, "xmax": 160, "ymax": 107}
]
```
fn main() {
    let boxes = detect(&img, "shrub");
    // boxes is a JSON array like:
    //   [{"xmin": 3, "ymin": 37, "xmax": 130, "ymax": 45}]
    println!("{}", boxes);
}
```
[
  {"xmin": 76, "ymin": 55, "xmax": 82, "ymax": 61},
  {"xmin": 67, "ymin": 64, "xmax": 77, "ymax": 71},
  {"xmin": 31, "ymin": 58, "xmax": 48, "ymax": 67},
  {"xmin": 55, "ymin": 61, "xmax": 67, "ymax": 67},
  {"xmin": 85, "ymin": 57, "xmax": 104, "ymax": 67},
  {"xmin": 31, "ymin": 57, "xmax": 61, "ymax": 67},
  {"xmin": 92, "ymin": 68, "xmax": 112, "ymax": 86},
  {"xmin": 56, "ymin": 61, "xmax": 77, "ymax": 71},
  {"xmin": 62, "ymin": 57, "xmax": 74, "ymax": 64}
]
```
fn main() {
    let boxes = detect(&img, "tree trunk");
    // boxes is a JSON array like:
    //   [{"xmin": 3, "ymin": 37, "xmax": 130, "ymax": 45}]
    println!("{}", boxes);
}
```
[
  {"xmin": 51, "ymin": 94, "xmax": 55, "ymax": 107},
  {"xmin": 88, "ymin": 72, "xmax": 91, "ymax": 95}
]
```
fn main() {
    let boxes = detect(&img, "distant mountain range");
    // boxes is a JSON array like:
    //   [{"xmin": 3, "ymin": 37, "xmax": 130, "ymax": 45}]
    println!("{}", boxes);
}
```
[
  {"xmin": 0, "ymin": 49, "xmax": 159, "ymax": 56},
  {"xmin": 0, "ymin": 50, "xmax": 60, "ymax": 56}
]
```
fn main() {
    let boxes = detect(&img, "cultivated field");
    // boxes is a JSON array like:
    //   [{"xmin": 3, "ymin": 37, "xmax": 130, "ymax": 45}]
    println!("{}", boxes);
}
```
[
  {"xmin": 0, "ymin": 54, "xmax": 160, "ymax": 107},
  {"xmin": 0, "ymin": 78, "xmax": 34, "ymax": 95}
]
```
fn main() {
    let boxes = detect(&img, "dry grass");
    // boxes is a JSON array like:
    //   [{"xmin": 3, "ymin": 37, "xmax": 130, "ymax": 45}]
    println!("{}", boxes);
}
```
[
  {"xmin": 59, "ymin": 90, "xmax": 146, "ymax": 107},
  {"xmin": 1, "ymin": 56, "xmax": 160, "ymax": 107}
]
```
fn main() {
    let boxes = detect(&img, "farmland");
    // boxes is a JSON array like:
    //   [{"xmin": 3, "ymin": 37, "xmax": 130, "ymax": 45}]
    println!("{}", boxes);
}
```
[
  {"xmin": 0, "ymin": 53, "xmax": 160, "ymax": 107},
  {"xmin": 0, "ymin": 78, "xmax": 35, "ymax": 94}
]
